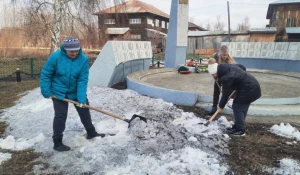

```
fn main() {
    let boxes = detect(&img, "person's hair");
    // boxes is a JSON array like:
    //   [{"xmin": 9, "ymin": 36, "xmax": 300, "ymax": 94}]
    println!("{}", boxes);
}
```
[
  {"xmin": 218, "ymin": 53, "xmax": 236, "ymax": 64},
  {"xmin": 208, "ymin": 58, "xmax": 216, "ymax": 64}
]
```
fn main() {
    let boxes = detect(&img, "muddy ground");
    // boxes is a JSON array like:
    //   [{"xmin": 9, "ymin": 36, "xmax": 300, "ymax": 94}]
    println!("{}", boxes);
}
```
[{"xmin": 176, "ymin": 105, "xmax": 300, "ymax": 175}]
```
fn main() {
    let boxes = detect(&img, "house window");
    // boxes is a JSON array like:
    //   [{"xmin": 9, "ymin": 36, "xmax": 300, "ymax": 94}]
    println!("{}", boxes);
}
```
[
  {"xmin": 104, "ymin": 19, "xmax": 115, "ymax": 24},
  {"xmin": 129, "ymin": 18, "xmax": 141, "ymax": 24},
  {"xmin": 131, "ymin": 34, "xmax": 141, "ymax": 40},
  {"xmin": 287, "ymin": 18, "xmax": 297, "ymax": 27},
  {"xmin": 167, "ymin": 22, "xmax": 169, "ymax": 29},
  {"xmin": 276, "ymin": 11, "xmax": 279, "ymax": 19},
  {"xmin": 147, "ymin": 18, "xmax": 154, "ymax": 26},
  {"xmin": 155, "ymin": 19, "xmax": 160, "ymax": 27},
  {"xmin": 161, "ymin": 21, "xmax": 165, "ymax": 28}
]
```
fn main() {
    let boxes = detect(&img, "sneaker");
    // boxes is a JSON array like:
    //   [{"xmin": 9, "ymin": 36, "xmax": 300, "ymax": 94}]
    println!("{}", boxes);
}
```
[
  {"xmin": 229, "ymin": 129, "xmax": 246, "ymax": 136},
  {"xmin": 226, "ymin": 124, "xmax": 236, "ymax": 132},
  {"xmin": 87, "ymin": 133, "xmax": 105, "ymax": 139},
  {"xmin": 226, "ymin": 99, "xmax": 233, "ymax": 109}
]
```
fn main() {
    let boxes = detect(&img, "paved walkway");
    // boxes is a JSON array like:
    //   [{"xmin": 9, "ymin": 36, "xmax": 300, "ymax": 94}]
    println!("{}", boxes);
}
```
[{"xmin": 127, "ymin": 68, "xmax": 300, "ymax": 116}]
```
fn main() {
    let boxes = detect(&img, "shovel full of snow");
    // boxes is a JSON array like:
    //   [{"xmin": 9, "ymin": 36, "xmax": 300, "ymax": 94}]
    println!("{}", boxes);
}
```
[
  {"xmin": 52, "ymin": 96, "xmax": 147, "ymax": 127},
  {"xmin": 201, "ymin": 90, "xmax": 236, "ymax": 126}
]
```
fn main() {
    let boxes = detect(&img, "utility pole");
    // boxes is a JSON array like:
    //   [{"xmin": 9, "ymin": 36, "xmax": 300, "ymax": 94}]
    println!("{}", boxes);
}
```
[{"xmin": 227, "ymin": 1, "xmax": 231, "ymax": 42}]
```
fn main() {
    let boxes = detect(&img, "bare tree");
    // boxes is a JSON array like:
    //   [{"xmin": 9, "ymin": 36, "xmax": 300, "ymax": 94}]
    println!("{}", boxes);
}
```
[
  {"xmin": 206, "ymin": 22, "xmax": 212, "ymax": 31},
  {"xmin": 237, "ymin": 16, "xmax": 250, "ymax": 31},
  {"xmin": 213, "ymin": 15, "xmax": 224, "ymax": 31},
  {"xmin": 11, "ymin": 0, "xmax": 125, "ymax": 54},
  {"xmin": 189, "ymin": 16, "xmax": 195, "ymax": 23}
]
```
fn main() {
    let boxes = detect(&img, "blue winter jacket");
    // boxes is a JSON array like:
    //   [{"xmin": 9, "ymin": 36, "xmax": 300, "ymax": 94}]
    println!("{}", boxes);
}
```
[{"xmin": 40, "ymin": 45, "xmax": 89, "ymax": 104}]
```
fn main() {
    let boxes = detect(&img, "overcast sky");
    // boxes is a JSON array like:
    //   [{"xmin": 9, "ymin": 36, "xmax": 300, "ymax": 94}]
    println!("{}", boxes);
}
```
[{"xmin": 141, "ymin": 0, "xmax": 276, "ymax": 30}]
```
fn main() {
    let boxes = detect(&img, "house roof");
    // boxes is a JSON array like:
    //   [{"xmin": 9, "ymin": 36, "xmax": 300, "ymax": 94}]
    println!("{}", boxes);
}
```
[
  {"xmin": 266, "ymin": 0, "xmax": 300, "ymax": 19},
  {"xmin": 188, "ymin": 31, "xmax": 210, "ymax": 37},
  {"xmin": 286, "ymin": 27, "xmax": 300, "ymax": 34},
  {"xmin": 94, "ymin": 0, "xmax": 169, "ymax": 18},
  {"xmin": 146, "ymin": 28, "xmax": 167, "ymax": 36},
  {"xmin": 188, "ymin": 22, "xmax": 207, "ymax": 31},
  {"xmin": 188, "ymin": 30, "xmax": 248, "ymax": 37},
  {"xmin": 248, "ymin": 27, "xmax": 277, "ymax": 33},
  {"xmin": 106, "ymin": 28, "xmax": 130, "ymax": 35}
]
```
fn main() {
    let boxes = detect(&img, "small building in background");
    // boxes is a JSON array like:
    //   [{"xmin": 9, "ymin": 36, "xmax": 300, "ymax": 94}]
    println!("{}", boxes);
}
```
[
  {"xmin": 248, "ymin": 27, "xmax": 277, "ymax": 42},
  {"xmin": 185, "ymin": 28, "xmax": 277, "ymax": 55},
  {"xmin": 266, "ymin": 0, "xmax": 300, "ymax": 41}
]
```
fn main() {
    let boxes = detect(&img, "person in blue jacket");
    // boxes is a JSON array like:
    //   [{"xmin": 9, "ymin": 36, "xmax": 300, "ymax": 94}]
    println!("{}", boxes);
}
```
[{"xmin": 40, "ymin": 36, "xmax": 104, "ymax": 152}]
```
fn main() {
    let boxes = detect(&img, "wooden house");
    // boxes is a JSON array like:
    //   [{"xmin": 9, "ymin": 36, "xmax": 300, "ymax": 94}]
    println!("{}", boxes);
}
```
[
  {"xmin": 94, "ymin": 0, "xmax": 206, "ymax": 48},
  {"xmin": 266, "ymin": 0, "xmax": 300, "ymax": 41}
]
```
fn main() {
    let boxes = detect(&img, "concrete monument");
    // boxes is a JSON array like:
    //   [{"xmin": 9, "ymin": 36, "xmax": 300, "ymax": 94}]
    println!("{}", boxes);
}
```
[
  {"xmin": 164, "ymin": 0, "xmax": 189, "ymax": 68},
  {"xmin": 89, "ymin": 41, "xmax": 152, "ymax": 87}
]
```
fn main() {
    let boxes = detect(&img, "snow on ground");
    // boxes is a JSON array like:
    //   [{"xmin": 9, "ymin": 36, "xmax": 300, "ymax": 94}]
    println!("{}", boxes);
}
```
[
  {"xmin": 0, "ymin": 152, "xmax": 11, "ymax": 164},
  {"xmin": 0, "ymin": 86, "xmax": 230, "ymax": 174},
  {"xmin": 0, "ymin": 86, "xmax": 299, "ymax": 174},
  {"xmin": 270, "ymin": 123, "xmax": 300, "ymax": 141},
  {"xmin": 264, "ymin": 158, "xmax": 300, "ymax": 175}
]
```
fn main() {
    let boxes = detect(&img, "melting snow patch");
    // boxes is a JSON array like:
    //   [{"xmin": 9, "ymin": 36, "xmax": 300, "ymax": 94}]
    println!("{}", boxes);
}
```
[
  {"xmin": 105, "ymin": 147, "xmax": 228, "ymax": 175},
  {"xmin": 264, "ymin": 158, "xmax": 300, "ymax": 175},
  {"xmin": 0, "ymin": 152, "xmax": 11, "ymax": 164},
  {"xmin": 270, "ymin": 123, "xmax": 300, "ymax": 141}
]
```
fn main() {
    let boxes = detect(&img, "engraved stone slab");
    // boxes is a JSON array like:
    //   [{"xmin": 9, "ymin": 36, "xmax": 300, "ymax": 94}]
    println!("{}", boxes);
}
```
[
  {"xmin": 275, "ymin": 42, "xmax": 289, "ymax": 51},
  {"xmin": 261, "ymin": 42, "xmax": 275, "ymax": 50},
  {"xmin": 241, "ymin": 50, "xmax": 248, "ymax": 57},
  {"xmin": 241, "ymin": 42, "xmax": 249, "ymax": 50},
  {"xmin": 248, "ymin": 42, "xmax": 262, "ymax": 50},
  {"xmin": 247, "ymin": 50, "xmax": 255, "ymax": 57},
  {"xmin": 260, "ymin": 50, "xmax": 273, "ymax": 58},
  {"xmin": 288, "ymin": 42, "xmax": 300, "ymax": 51},
  {"xmin": 236, "ymin": 42, "xmax": 243, "ymax": 50},
  {"xmin": 286, "ymin": 51, "xmax": 298, "ymax": 60},
  {"xmin": 272, "ymin": 51, "xmax": 287, "ymax": 59}
]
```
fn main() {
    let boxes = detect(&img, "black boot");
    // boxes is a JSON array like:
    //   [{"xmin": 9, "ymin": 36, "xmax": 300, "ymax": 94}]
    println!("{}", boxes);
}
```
[
  {"xmin": 53, "ymin": 138, "xmax": 71, "ymax": 152},
  {"xmin": 208, "ymin": 106, "xmax": 217, "ymax": 115},
  {"xmin": 86, "ymin": 127, "xmax": 105, "ymax": 139}
]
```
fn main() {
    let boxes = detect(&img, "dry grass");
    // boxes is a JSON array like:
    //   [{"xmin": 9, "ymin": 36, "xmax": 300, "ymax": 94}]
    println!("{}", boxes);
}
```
[{"xmin": 0, "ymin": 81, "xmax": 40, "ymax": 109}]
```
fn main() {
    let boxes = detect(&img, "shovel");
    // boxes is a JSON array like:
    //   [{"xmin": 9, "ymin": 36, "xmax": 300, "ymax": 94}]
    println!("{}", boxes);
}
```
[
  {"xmin": 202, "ymin": 90, "xmax": 236, "ymax": 126},
  {"xmin": 52, "ymin": 96, "xmax": 147, "ymax": 128}
]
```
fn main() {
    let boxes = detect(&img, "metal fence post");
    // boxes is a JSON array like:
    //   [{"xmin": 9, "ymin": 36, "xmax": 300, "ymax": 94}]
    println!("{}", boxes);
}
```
[
  {"xmin": 30, "ymin": 58, "xmax": 34, "ymax": 79},
  {"xmin": 152, "ymin": 55, "xmax": 154, "ymax": 66},
  {"xmin": 16, "ymin": 68, "xmax": 21, "ymax": 82}
]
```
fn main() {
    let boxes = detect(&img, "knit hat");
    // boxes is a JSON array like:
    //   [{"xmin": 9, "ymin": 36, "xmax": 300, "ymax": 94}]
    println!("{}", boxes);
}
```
[
  {"xmin": 208, "ymin": 63, "xmax": 218, "ymax": 75},
  {"xmin": 219, "ymin": 45, "xmax": 229, "ymax": 55},
  {"xmin": 63, "ymin": 36, "xmax": 80, "ymax": 51}
]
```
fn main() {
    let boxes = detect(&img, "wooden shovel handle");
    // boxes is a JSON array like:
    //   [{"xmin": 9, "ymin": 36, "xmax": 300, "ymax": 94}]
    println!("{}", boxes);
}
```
[
  {"xmin": 205, "ymin": 90, "xmax": 236, "ymax": 125},
  {"xmin": 52, "ymin": 96, "xmax": 125, "ymax": 121}
]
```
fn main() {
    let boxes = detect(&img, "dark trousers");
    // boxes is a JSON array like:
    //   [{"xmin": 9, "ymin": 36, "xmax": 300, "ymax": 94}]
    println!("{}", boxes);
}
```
[
  {"xmin": 213, "ymin": 81, "xmax": 221, "ymax": 106},
  {"xmin": 52, "ymin": 98, "xmax": 94, "ymax": 140},
  {"xmin": 232, "ymin": 103, "xmax": 250, "ymax": 131}
]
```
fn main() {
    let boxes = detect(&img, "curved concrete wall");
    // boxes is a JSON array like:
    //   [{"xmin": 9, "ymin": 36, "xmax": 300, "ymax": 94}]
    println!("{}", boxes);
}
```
[
  {"xmin": 235, "ymin": 58, "xmax": 300, "ymax": 73},
  {"xmin": 89, "ymin": 41, "xmax": 152, "ymax": 87},
  {"xmin": 127, "ymin": 74, "xmax": 198, "ymax": 106}
]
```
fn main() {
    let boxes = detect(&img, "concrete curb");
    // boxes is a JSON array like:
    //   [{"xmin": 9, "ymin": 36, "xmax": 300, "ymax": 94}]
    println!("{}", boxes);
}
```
[{"xmin": 127, "ymin": 77, "xmax": 198, "ymax": 106}]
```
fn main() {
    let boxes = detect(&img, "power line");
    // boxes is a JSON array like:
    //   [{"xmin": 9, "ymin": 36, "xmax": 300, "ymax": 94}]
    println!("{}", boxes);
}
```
[
  {"xmin": 190, "ymin": 4, "xmax": 223, "ymax": 10},
  {"xmin": 230, "ymin": 3, "xmax": 269, "ymax": 5}
]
